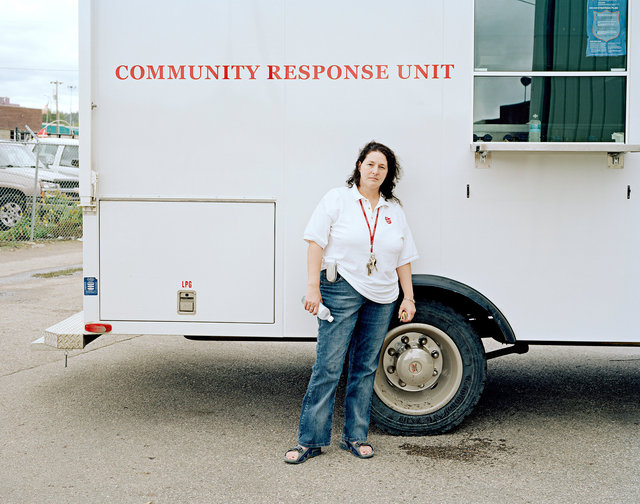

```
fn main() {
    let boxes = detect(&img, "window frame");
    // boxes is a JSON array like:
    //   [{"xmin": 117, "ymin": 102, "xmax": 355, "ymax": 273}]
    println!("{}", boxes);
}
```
[{"xmin": 472, "ymin": 0, "xmax": 634, "ymax": 150}]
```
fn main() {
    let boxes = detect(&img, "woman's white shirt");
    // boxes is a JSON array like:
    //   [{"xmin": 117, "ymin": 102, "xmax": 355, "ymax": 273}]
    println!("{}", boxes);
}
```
[{"xmin": 304, "ymin": 186, "xmax": 419, "ymax": 304}]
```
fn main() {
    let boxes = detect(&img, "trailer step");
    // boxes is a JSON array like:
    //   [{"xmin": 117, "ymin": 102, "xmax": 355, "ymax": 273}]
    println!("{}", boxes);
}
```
[{"xmin": 32, "ymin": 312, "xmax": 101, "ymax": 350}]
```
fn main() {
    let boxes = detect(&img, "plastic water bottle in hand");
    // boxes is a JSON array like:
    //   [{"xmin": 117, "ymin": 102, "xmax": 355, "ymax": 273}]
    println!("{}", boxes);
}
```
[{"xmin": 301, "ymin": 296, "xmax": 334, "ymax": 322}]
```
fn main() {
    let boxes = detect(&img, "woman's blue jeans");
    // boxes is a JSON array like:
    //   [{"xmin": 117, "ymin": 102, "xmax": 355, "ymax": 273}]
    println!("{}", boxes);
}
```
[{"xmin": 298, "ymin": 272, "xmax": 395, "ymax": 447}]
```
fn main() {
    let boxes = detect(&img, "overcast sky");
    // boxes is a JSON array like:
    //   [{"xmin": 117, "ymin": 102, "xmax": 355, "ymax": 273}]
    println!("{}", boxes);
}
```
[
  {"xmin": 0, "ymin": 0, "xmax": 534, "ymax": 123},
  {"xmin": 0, "ymin": 0, "xmax": 78, "ymax": 113}
]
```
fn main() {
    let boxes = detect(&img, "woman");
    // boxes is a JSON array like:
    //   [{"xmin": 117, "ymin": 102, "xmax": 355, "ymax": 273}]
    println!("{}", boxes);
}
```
[{"xmin": 285, "ymin": 141, "xmax": 418, "ymax": 464}]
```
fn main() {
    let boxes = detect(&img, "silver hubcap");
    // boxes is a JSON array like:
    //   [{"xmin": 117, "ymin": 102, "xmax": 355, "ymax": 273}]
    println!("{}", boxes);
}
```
[
  {"xmin": 374, "ymin": 323, "xmax": 464, "ymax": 415},
  {"xmin": 0, "ymin": 202, "xmax": 23, "ymax": 228},
  {"xmin": 383, "ymin": 334, "xmax": 442, "ymax": 390}
]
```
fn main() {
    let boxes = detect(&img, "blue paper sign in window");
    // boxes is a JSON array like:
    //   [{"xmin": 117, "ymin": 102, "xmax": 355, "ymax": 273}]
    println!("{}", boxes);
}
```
[
  {"xmin": 84, "ymin": 277, "xmax": 98, "ymax": 296},
  {"xmin": 587, "ymin": 0, "xmax": 627, "ymax": 57}
]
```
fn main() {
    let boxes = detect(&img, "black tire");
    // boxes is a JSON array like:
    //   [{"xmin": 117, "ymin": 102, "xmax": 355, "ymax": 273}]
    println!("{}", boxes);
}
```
[
  {"xmin": 0, "ymin": 193, "xmax": 26, "ymax": 231},
  {"xmin": 371, "ymin": 301, "xmax": 486, "ymax": 435}
]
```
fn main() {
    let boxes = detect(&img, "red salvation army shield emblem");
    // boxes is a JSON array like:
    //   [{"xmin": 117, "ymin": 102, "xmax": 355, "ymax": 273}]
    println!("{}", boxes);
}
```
[
  {"xmin": 385, "ymin": 216, "xmax": 392, "ymax": 224},
  {"xmin": 593, "ymin": 10, "xmax": 621, "ymax": 42}
]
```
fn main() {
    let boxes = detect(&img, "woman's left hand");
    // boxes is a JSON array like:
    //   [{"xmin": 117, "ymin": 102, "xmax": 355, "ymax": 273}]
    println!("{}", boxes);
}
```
[{"xmin": 398, "ymin": 298, "xmax": 416, "ymax": 323}]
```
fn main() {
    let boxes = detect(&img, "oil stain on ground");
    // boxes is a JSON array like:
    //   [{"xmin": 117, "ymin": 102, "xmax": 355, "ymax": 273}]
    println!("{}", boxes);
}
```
[{"xmin": 399, "ymin": 437, "xmax": 510, "ymax": 463}]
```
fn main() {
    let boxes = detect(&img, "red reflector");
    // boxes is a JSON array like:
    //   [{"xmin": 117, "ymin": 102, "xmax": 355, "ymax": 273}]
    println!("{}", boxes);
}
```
[{"xmin": 85, "ymin": 323, "xmax": 112, "ymax": 334}]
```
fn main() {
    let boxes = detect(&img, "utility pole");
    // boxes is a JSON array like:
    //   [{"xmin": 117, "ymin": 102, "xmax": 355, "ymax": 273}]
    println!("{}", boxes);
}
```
[
  {"xmin": 50, "ymin": 80, "xmax": 63, "ymax": 135},
  {"xmin": 68, "ymin": 85, "xmax": 76, "ymax": 127}
]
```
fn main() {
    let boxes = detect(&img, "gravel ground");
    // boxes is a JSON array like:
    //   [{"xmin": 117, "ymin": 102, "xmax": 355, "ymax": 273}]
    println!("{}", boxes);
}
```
[{"xmin": 1, "ymin": 240, "xmax": 639, "ymax": 504}]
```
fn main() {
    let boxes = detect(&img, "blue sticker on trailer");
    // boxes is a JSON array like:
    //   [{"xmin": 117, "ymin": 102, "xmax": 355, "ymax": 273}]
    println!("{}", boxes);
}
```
[
  {"xmin": 84, "ymin": 277, "xmax": 98, "ymax": 295},
  {"xmin": 586, "ymin": 0, "xmax": 627, "ymax": 57}
]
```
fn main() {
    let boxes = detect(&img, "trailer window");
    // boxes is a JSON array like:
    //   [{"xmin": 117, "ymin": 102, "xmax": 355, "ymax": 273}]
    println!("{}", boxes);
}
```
[{"xmin": 474, "ymin": 0, "xmax": 628, "ymax": 143}]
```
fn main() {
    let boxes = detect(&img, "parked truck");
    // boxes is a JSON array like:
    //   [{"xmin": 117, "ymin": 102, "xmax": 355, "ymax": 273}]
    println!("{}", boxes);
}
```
[{"xmin": 39, "ymin": 0, "xmax": 640, "ymax": 435}]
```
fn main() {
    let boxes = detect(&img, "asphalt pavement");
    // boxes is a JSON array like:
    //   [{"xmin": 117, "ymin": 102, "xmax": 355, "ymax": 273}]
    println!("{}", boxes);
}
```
[{"xmin": 1, "ymin": 241, "xmax": 639, "ymax": 504}]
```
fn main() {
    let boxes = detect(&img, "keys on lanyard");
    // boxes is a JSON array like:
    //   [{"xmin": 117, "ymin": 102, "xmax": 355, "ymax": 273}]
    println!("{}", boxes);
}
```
[
  {"xmin": 359, "ymin": 200, "xmax": 380, "ymax": 276},
  {"xmin": 366, "ymin": 253, "xmax": 378, "ymax": 276}
]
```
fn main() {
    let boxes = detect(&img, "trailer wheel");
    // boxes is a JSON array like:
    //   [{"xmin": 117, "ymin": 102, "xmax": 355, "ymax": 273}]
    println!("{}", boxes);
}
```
[
  {"xmin": 371, "ymin": 302, "xmax": 486, "ymax": 435},
  {"xmin": 0, "ymin": 193, "xmax": 26, "ymax": 230}
]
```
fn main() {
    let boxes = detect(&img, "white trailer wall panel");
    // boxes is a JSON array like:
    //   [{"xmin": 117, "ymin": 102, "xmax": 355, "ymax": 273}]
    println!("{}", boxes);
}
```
[{"xmin": 81, "ymin": 0, "xmax": 640, "ymax": 343}]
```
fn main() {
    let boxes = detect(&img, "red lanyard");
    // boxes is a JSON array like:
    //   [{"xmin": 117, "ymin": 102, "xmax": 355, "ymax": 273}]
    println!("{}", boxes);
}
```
[{"xmin": 359, "ymin": 199, "xmax": 380, "ymax": 254}]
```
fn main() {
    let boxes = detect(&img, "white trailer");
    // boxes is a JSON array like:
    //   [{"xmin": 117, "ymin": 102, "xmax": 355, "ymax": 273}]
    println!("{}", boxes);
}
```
[{"xmin": 43, "ymin": 0, "xmax": 640, "ymax": 434}]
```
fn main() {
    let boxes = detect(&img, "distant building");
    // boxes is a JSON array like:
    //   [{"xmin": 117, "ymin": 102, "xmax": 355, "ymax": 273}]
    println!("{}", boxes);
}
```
[
  {"xmin": 0, "ymin": 97, "xmax": 42, "ymax": 140},
  {"xmin": 0, "ymin": 97, "xmax": 19, "ymax": 107}
]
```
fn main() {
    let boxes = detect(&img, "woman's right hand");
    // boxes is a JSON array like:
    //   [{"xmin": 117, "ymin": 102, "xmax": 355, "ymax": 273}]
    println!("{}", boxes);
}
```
[{"xmin": 304, "ymin": 286, "xmax": 322, "ymax": 316}]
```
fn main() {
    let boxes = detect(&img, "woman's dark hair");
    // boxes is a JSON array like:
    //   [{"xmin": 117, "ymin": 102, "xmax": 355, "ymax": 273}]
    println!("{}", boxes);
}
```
[{"xmin": 346, "ymin": 141, "xmax": 402, "ymax": 203}]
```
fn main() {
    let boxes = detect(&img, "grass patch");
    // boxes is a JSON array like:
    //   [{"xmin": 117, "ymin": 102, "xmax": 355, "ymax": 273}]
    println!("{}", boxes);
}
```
[
  {"xmin": 0, "ymin": 241, "xmax": 31, "ymax": 250},
  {"xmin": 33, "ymin": 267, "xmax": 82, "ymax": 278}
]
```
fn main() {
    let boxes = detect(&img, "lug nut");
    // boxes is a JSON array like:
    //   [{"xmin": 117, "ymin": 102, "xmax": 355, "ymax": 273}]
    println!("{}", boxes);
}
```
[
  {"xmin": 388, "ymin": 348, "xmax": 396, "ymax": 356},
  {"xmin": 419, "ymin": 338, "xmax": 428, "ymax": 346},
  {"xmin": 401, "ymin": 336, "xmax": 409, "ymax": 344},
  {"xmin": 432, "ymin": 369, "xmax": 439, "ymax": 376},
  {"xmin": 431, "ymin": 350, "xmax": 440, "ymax": 359},
  {"xmin": 398, "ymin": 380, "xmax": 406, "ymax": 387},
  {"xmin": 387, "ymin": 366, "xmax": 396, "ymax": 374}
]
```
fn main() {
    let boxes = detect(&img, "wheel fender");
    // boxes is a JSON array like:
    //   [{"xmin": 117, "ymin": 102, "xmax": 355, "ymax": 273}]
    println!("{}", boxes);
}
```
[{"xmin": 411, "ymin": 274, "xmax": 517, "ymax": 344}]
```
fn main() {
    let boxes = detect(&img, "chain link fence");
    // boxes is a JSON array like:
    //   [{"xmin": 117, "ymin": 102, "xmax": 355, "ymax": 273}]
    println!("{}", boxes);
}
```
[{"xmin": 0, "ymin": 140, "xmax": 81, "ymax": 244}]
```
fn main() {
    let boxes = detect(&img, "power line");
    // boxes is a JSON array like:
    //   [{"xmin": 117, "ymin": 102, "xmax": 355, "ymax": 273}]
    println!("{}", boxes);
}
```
[{"xmin": 0, "ymin": 66, "xmax": 77, "ymax": 72}]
